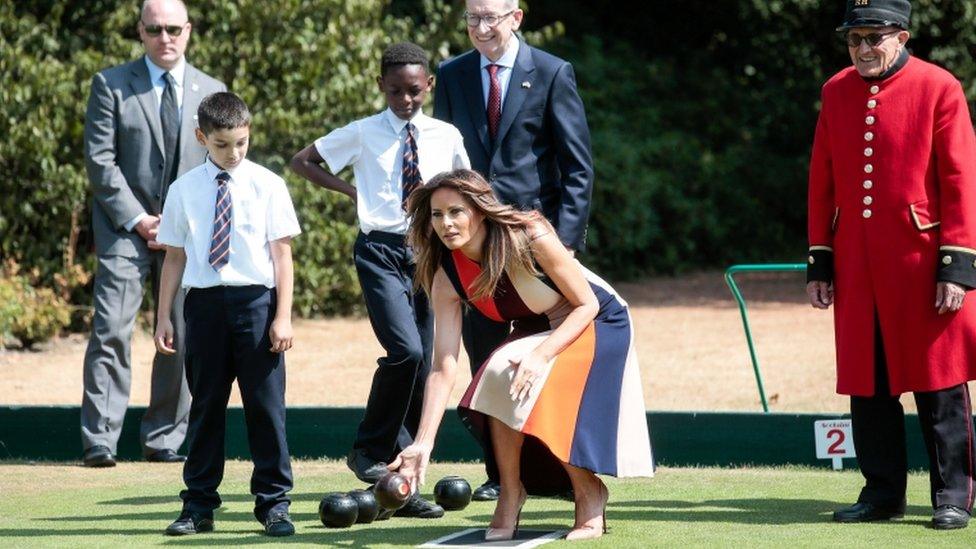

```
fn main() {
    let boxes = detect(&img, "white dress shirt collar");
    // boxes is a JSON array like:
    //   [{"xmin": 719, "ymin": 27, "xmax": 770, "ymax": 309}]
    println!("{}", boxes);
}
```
[
  {"xmin": 382, "ymin": 108, "xmax": 434, "ymax": 135},
  {"xmin": 145, "ymin": 55, "xmax": 186, "ymax": 86},
  {"xmin": 203, "ymin": 156, "xmax": 247, "ymax": 180},
  {"xmin": 480, "ymin": 36, "xmax": 520, "ymax": 70}
]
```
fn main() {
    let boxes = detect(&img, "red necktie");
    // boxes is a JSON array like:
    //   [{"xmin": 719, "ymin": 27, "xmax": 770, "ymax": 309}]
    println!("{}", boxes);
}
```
[{"xmin": 487, "ymin": 64, "xmax": 501, "ymax": 141}]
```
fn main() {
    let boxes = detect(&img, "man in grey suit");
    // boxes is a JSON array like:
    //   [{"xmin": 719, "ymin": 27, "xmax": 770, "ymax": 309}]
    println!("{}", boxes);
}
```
[{"xmin": 81, "ymin": 0, "xmax": 226, "ymax": 467}]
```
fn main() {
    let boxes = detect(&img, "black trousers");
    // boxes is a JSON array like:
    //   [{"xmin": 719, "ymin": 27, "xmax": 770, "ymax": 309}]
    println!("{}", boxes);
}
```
[
  {"xmin": 352, "ymin": 231, "xmax": 433, "ymax": 462},
  {"xmin": 181, "ymin": 285, "xmax": 292, "ymax": 522},
  {"xmin": 461, "ymin": 306, "xmax": 511, "ymax": 482},
  {"xmin": 852, "ymin": 320, "xmax": 976, "ymax": 511}
]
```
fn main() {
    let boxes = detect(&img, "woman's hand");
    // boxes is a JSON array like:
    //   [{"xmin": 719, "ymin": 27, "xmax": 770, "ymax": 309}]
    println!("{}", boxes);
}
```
[
  {"xmin": 388, "ymin": 442, "xmax": 432, "ymax": 492},
  {"xmin": 509, "ymin": 350, "xmax": 550, "ymax": 402}
]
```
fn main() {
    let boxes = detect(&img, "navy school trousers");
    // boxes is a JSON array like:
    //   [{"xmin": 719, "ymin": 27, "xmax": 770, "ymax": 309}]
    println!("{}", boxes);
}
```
[
  {"xmin": 180, "ymin": 284, "xmax": 292, "ymax": 521},
  {"xmin": 352, "ymin": 230, "xmax": 433, "ymax": 462}
]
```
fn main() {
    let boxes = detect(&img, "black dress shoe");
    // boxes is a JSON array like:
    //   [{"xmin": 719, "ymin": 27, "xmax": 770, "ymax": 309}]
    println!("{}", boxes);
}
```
[
  {"xmin": 263, "ymin": 511, "xmax": 295, "ymax": 537},
  {"xmin": 346, "ymin": 448, "xmax": 388, "ymax": 483},
  {"xmin": 472, "ymin": 479, "xmax": 500, "ymax": 501},
  {"xmin": 832, "ymin": 501, "xmax": 905, "ymax": 523},
  {"xmin": 393, "ymin": 494, "xmax": 445, "ymax": 518},
  {"xmin": 82, "ymin": 445, "xmax": 116, "ymax": 468},
  {"xmin": 933, "ymin": 505, "xmax": 970, "ymax": 530},
  {"xmin": 165, "ymin": 512, "xmax": 214, "ymax": 535},
  {"xmin": 146, "ymin": 449, "xmax": 187, "ymax": 463}
]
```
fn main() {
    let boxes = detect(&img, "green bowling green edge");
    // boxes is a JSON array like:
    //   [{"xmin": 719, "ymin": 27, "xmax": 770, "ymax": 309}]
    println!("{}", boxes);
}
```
[{"xmin": 1, "ymin": 460, "xmax": 973, "ymax": 547}]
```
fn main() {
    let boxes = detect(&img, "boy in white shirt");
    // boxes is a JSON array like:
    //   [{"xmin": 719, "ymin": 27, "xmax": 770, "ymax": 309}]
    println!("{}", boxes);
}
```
[
  {"xmin": 291, "ymin": 42, "xmax": 469, "ymax": 518},
  {"xmin": 155, "ymin": 92, "xmax": 301, "ymax": 537}
]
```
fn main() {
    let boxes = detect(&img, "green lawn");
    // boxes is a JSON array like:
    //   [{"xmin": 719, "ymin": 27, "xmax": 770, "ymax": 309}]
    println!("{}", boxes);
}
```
[{"xmin": 1, "ymin": 460, "xmax": 973, "ymax": 547}]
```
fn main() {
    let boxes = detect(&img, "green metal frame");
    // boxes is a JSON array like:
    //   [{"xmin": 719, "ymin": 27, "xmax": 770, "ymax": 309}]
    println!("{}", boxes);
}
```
[{"xmin": 724, "ymin": 263, "xmax": 807, "ymax": 412}]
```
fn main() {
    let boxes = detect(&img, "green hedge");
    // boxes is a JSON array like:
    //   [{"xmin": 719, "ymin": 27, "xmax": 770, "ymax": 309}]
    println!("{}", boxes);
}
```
[
  {"xmin": 4, "ymin": 0, "xmax": 976, "ymax": 324},
  {"xmin": 534, "ymin": 0, "xmax": 976, "ymax": 276}
]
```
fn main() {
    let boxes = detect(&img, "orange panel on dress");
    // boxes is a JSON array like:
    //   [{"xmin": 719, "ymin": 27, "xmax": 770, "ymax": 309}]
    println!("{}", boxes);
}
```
[
  {"xmin": 522, "ymin": 322, "xmax": 597, "ymax": 461},
  {"xmin": 452, "ymin": 250, "xmax": 504, "ymax": 321}
]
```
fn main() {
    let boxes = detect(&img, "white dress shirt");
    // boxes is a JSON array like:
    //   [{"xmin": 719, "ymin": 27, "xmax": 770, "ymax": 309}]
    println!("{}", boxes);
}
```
[
  {"xmin": 480, "ymin": 37, "xmax": 520, "ymax": 109},
  {"xmin": 157, "ymin": 157, "xmax": 301, "ymax": 289},
  {"xmin": 125, "ymin": 56, "xmax": 188, "ymax": 232},
  {"xmin": 314, "ymin": 109, "xmax": 470, "ymax": 234},
  {"xmin": 145, "ymin": 55, "xmax": 186, "ymax": 114}
]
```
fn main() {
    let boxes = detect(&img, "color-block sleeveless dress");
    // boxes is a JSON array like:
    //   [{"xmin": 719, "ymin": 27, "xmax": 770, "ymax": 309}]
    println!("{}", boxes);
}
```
[{"xmin": 443, "ymin": 248, "xmax": 654, "ymax": 495}]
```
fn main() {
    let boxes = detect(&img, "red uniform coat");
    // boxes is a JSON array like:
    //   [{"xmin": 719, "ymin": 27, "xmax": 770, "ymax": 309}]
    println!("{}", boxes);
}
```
[{"xmin": 808, "ymin": 56, "xmax": 976, "ymax": 396}]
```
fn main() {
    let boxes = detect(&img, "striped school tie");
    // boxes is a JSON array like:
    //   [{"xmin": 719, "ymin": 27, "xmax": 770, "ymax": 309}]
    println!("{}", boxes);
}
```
[
  {"xmin": 401, "ymin": 123, "xmax": 422, "ymax": 208},
  {"xmin": 208, "ymin": 171, "xmax": 232, "ymax": 271}
]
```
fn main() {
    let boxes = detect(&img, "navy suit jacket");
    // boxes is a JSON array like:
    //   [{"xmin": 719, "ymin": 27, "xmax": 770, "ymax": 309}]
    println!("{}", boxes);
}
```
[{"xmin": 433, "ymin": 43, "xmax": 594, "ymax": 251}]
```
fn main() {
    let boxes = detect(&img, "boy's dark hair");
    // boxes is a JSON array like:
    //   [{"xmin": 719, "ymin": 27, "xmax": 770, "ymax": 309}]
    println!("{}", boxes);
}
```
[
  {"xmin": 381, "ymin": 42, "xmax": 429, "ymax": 76},
  {"xmin": 197, "ymin": 92, "xmax": 251, "ymax": 134}
]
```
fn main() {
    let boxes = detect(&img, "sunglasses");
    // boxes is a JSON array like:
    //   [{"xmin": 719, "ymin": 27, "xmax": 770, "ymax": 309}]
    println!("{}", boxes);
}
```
[
  {"xmin": 845, "ymin": 30, "xmax": 900, "ymax": 48},
  {"xmin": 142, "ymin": 22, "xmax": 187, "ymax": 37}
]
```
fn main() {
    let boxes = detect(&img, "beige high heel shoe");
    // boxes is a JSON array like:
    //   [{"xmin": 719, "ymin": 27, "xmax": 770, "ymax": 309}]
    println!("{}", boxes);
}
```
[
  {"xmin": 566, "ymin": 479, "xmax": 609, "ymax": 541},
  {"xmin": 485, "ymin": 488, "xmax": 528, "ymax": 541}
]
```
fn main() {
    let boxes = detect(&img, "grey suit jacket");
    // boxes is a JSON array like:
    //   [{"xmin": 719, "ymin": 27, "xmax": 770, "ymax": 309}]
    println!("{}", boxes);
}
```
[{"xmin": 84, "ymin": 57, "xmax": 226, "ymax": 257}]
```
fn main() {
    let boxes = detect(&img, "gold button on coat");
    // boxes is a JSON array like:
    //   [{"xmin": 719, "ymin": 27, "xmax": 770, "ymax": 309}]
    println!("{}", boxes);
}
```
[
  {"xmin": 943, "ymin": 255, "xmax": 953, "ymax": 265},
  {"xmin": 863, "ymin": 196, "xmax": 873, "ymax": 205},
  {"xmin": 866, "ymin": 115, "xmax": 876, "ymax": 125},
  {"xmin": 865, "ymin": 131, "xmax": 874, "ymax": 141},
  {"xmin": 809, "ymin": 255, "xmax": 815, "ymax": 264},
  {"xmin": 863, "ymin": 209, "xmax": 872, "ymax": 218},
  {"xmin": 870, "ymin": 85, "xmax": 880, "ymax": 94},
  {"xmin": 863, "ymin": 180, "xmax": 873, "ymax": 189},
  {"xmin": 864, "ymin": 147, "xmax": 874, "ymax": 156},
  {"xmin": 864, "ymin": 164, "xmax": 874, "ymax": 173},
  {"xmin": 867, "ymin": 99, "xmax": 877, "ymax": 108}
]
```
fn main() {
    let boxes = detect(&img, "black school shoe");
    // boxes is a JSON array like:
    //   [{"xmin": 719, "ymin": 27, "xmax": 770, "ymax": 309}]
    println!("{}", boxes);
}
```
[
  {"xmin": 165, "ymin": 512, "xmax": 214, "ymax": 535},
  {"xmin": 932, "ymin": 505, "xmax": 970, "ymax": 530},
  {"xmin": 472, "ymin": 479, "xmax": 500, "ymax": 501},
  {"xmin": 346, "ymin": 448, "xmax": 388, "ymax": 484},
  {"xmin": 394, "ymin": 494, "xmax": 445, "ymax": 518},
  {"xmin": 263, "ymin": 511, "xmax": 295, "ymax": 537},
  {"xmin": 832, "ymin": 501, "xmax": 905, "ymax": 523}
]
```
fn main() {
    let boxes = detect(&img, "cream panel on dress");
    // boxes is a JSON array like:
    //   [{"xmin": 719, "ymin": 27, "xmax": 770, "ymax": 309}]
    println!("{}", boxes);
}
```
[
  {"xmin": 615, "ymin": 341, "xmax": 654, "ymax": 477},
  {"xmin": 467, "ymin": 333, "xmax": 555, "ymax": 431}
]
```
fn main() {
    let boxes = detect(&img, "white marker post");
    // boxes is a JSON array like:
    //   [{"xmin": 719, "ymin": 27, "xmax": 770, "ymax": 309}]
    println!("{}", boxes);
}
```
[{"xmin": 814, "ymin": 419, "xmax": 856, "ymax": 470}]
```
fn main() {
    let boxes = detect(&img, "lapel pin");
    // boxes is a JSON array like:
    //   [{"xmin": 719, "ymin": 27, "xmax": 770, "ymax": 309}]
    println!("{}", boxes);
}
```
[
  {"xmin": 521, "ymin": 81, "xmax": 531, "ymax": 89},
  {"xmin": 191, "ymin": 83, "xmax": 199, "ymax": 92}
]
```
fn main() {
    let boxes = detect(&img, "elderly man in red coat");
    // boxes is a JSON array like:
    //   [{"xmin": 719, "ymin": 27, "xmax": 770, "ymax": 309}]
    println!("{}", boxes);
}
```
[{"xmin": 807, "ymin": 0, "xmax": 976, "ymax": 530}]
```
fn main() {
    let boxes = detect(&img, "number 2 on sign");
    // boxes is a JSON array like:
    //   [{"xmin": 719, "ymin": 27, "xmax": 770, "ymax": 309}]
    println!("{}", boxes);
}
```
[{"xmin": 827, "ymin": 428, "xmax": 846, "ymax": 455}]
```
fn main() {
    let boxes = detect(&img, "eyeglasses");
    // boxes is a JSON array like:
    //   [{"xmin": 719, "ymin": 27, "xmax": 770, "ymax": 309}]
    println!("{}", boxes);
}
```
[
  {"xmin": 845, "ymin": 30, "xmax": 900, "ymax": 48},
  {"xmin": 142, "ymin": 22, "xmax": 187, "ymax": 37},
  {"xmin": 463, "ymin": 10, "xmax": 514, "ymax": 28}
]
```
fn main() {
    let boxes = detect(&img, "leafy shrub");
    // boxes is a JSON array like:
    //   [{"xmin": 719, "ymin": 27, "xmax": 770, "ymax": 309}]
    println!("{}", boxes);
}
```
[{"xmin": 0, "ymin": 262, "xmax": 71, "ymax": 349}]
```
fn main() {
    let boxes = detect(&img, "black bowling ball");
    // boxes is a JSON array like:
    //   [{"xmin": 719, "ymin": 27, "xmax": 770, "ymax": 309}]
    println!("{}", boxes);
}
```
[
  {"xmin": 319, "ymin": 492, "xmax": 359, "ymax": 528},
  {"xmin": 433, "ymin": 476, "xmax": 472, "ymax": 511},
  {"xmin": 347, "ymin": 489, "xmax": 380, "ymax": 524}
]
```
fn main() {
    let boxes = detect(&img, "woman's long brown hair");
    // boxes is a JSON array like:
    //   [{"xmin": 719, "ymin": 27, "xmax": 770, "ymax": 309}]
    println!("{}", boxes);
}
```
[{"xmin": 406, "ymin": 169, "xmax": 543, "ymax": 301}]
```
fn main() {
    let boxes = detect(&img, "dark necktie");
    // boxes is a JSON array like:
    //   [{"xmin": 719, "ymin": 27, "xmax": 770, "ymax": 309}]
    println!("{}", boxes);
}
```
[
  {"xmin": 160, "ymin": 72, "xmax": 181, "ymax": 182},
  {"xmin": 208, "ymin": 171, "xmax": 232, "ymax": 271},
  {"xmin": 486, "ymin": 64, "xmax": 502, "ymax": 141},
  {"xmin": 401, "ymin": 123, "xmax": 421, "ymax": 208}
]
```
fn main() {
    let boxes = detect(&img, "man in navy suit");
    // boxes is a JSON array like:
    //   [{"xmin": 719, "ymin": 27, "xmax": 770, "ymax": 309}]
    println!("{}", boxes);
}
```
[{"xmin": 433, "ymin": 0, "xmax": 594, "ymax": 501}]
